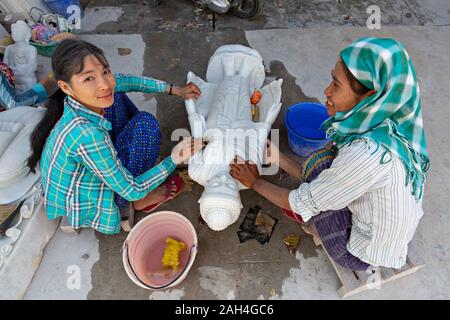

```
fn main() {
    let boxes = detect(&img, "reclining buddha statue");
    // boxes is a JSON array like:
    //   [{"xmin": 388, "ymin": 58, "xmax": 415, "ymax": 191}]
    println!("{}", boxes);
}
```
[{"xmin": 184, "ymin": 45, "xmax": 282, "ymax": 231}]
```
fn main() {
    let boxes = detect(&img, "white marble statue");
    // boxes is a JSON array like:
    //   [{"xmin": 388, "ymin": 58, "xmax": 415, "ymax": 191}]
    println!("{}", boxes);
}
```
[
  {"xmin": 0, "ymin": 106, "xmax": 44, "ymax": 268},
  {"xmin": 4, "ymin": 20, "xmax": 37, "ymax": 92},
  {"xmin": 185, "ymin": 45, "xmax": 282, "ymax": 231},
  {"xmin": 0, "ymin": 106, "xmax": 57, "ymax": 299}
]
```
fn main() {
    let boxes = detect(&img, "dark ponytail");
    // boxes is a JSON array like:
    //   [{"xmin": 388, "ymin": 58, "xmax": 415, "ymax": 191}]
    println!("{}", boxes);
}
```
[
  {"xmin": 26, "ymin": 38, "xmax": 109, "ymax": 173},
  {"xmin": 26, "ymin": 89, "xmax": 66, "ymax": 172}
]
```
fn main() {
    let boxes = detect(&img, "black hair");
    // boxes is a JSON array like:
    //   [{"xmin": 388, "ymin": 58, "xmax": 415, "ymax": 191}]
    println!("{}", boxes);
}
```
[
  {"xmin": 341, "ymin": 60, "xmax": 372, "ymax": 96},
  {"xmin": 26, "ymin": 39, "xmax": 109, "ymax": 173}
]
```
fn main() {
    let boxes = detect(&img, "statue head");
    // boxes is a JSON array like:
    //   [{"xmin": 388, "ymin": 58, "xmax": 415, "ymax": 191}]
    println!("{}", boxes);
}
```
[
  {"xmin": 199, "ymin": 172, "xmax": 242, "ymax": 231},
  {"xmin": 11, "ymin": 21, "xmax": 31, "ymax": 43}
]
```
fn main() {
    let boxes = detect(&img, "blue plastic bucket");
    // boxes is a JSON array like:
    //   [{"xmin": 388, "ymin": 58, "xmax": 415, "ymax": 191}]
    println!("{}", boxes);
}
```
[
  {"xmin": 44, "ymin": 0, "xmax": 83, "ymax": 19},
  {"xmin": 284, "ymin": 102, "xmax": 331, "ymax": 157}
]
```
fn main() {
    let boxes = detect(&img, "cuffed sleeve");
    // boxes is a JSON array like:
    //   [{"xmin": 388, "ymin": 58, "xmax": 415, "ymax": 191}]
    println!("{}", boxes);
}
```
[
  {"xmin": 288, "ymin": 184, "xmax": 317, "ymax": 223},
  {"xmin": 31, "ymin": 82, "xmax": 48, "ymax": 103},
  {"xmin": 114, "ymin": 73, "xmax": 167, "ymax": 94}
]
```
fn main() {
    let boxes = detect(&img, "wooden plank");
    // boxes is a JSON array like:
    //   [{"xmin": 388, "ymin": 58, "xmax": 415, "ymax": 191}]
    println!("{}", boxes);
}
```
[
  {"xmin": 321, "ymin": 244, "xmax": 362, "ymax": 296},
  {"xmin": 312, "ymin": 235, "xmax": 322, "ymax": 247},
  {"xmin": 406, "ymin": 255, "xmax": 423, "ymax": 268},
  {"xmin": 392, "ymin": 256, "xmax": 423, "ymax": 274},
  {"xmin": 308, "ymin": 222, "xmax": 322, "ymax": 247},
  {"xmin": 311, "ymin": 227, "xmax": 362, "ymax": 296},
  {"xmin": 388, "ymin": 264, "xmax": 424, "ymax": 282},
  {"xmin": 120, "ymin": 203, "xmax": 135, "ymax": 232},
  {"xmin": 120, "ymin": 219, "xmax": 132, "ymax": 232},
  {"xmin": 339, "ymin": 262, "xmax": 424, "ymax": 298},
  {"xmin": 380, "ymin": 267, "xmax": 395, "ymax": 279},
  {"xmin": 393, "ymin": 263, "xmax": 410, "ymax": 274},
  {"xmin": 307, "ymin": 222, "xmax": 424, "ymax": 298},
  {"xmin": 354, "ymin": 268, "xmax": 374, "ymax": 284}
]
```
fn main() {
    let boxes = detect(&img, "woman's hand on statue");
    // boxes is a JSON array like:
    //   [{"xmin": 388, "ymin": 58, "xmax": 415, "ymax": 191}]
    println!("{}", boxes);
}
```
[
  {"xmin": 265, "ymin": 139, "xmax": 280, "ymax": 166},
  {"xmin": 230, "ymin": 156, "xmax": 260, "ymax": 189},
  {"xmin": 172, "ymin": 82, "xmax": 201, "ymax": 100},
  {"xmin": 171, "ymin": 137, "xmax": 205, "ymax": 165}
]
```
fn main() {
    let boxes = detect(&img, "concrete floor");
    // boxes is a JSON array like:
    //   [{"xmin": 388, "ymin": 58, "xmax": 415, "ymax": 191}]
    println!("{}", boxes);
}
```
[{"xmin": 24, "ymin": 0, "xmax": 450, "ymax": 299}]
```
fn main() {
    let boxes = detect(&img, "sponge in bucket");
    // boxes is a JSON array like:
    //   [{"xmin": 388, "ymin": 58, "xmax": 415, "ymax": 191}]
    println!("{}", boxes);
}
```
[{"xmin": 161, "ymin": 237, "xmax": 186, "ymax": 271}]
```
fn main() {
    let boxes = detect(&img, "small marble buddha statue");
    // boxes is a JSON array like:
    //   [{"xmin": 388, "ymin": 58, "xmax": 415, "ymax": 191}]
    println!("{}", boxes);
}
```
[
  {"xmin": 185, "ymin": 45, "xmax": 282, "ymax": 231},
  {"xmin": 4, "ymin": 21, "xmax": 37, "ymax": 92}
]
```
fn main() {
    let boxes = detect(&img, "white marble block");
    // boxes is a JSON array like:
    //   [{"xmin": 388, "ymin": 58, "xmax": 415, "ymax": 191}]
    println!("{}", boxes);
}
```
[{"xmin": 0, "ymin": 106, "xmax": 58, "ymax": 299}]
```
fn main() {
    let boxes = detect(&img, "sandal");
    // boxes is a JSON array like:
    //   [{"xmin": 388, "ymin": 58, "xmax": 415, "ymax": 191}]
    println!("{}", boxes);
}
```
[
  {"xmin": 280, "ymin": 207, "xmax": 304, "ymax": 225},
  {"xmin": 280, "ymin": 208, "xmax": 322, "ymax": 244},
  {"xmin": 141, "ymin": 175, "xmax": 183, "ymax": 213}
]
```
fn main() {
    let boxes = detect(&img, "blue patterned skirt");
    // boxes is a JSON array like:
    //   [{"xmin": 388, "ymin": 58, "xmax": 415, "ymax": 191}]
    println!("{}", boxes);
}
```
[{"xmin": 104, "ymin": 92, "xmax": 161, "ymax": 208}]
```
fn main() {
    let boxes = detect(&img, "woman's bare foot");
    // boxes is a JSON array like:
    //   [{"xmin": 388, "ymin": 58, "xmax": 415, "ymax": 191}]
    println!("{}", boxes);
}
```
[
  {"xmin": 301, "ymin": 222, "xmax": 320, "ymax": 240},
  {"xmin": 133, "ymin": 179, "xmax": 180, "ymax": 211}
]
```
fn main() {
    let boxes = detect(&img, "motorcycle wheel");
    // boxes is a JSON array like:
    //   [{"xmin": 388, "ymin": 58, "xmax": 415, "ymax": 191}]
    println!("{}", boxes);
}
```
[{"xmin": 230, "ymin": 0, "xmax": 264, "ymax": 19}]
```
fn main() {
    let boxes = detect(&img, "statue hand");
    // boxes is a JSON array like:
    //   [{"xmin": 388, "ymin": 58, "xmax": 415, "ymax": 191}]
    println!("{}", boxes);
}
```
[{"xmin": 230, "ymin": 156, "xmax": 260, "ymax": 189}]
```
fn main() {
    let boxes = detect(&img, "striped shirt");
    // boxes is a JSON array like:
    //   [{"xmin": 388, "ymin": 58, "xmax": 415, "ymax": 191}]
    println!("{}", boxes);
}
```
[
  {"xmin": 288, "ymin": 140, "xmax": 424, "ymax": 268},
  {"xmin": 40, "ymin": 74, "xmax": 176, "ymax": 234}
]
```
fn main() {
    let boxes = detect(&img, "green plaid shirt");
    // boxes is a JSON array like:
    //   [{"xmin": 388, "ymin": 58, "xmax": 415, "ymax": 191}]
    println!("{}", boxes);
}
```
[{"xmin": 40, "ymin": 74, "xmax": 176, "ymax": 234}]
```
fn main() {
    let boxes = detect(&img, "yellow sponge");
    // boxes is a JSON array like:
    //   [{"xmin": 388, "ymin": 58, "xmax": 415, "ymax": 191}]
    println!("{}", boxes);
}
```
[{"xmin": 161, "ymin": 237, "xmax": 186, "ymax": 270}]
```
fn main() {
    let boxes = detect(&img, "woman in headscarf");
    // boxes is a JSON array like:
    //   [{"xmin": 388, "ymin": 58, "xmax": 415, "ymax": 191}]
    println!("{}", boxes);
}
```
[{"xmin": 230, "ymin": 37, "xmax": 430, "ymax": 270}]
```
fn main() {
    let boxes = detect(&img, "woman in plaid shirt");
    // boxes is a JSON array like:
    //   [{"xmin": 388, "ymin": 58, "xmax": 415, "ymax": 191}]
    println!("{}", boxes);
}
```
[{"xmin": 26, "ymin": 39, "xmax": 204, "ymax": 234}]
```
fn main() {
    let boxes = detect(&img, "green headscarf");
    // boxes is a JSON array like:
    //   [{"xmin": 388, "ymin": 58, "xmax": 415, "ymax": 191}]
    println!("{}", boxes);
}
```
[{"xmin": 322, "ymin": 37, "xmax": 430, "ymax": 200}]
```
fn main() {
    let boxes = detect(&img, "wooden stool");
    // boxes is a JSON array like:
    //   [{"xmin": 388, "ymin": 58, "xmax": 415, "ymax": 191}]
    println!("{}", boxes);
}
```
[
  {"xmin": 59, "ymin": 216, "xmax": 80, "ymax": 234},
  {"xmin": 120, "ymin": 203, "xmax": 135, "ymax": 232},
  {"xmin": 312, "ymin": 234, "xmax": 424, "ymax": 298}
]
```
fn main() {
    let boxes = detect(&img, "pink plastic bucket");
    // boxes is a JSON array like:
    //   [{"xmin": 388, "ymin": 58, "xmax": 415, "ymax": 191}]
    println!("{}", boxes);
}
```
[{"xmin": 122, "ymin": 211, "xmax": 198, "ymax": 290}]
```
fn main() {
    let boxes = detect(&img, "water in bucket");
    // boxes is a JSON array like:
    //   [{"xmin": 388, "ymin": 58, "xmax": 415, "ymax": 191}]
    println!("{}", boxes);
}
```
[
  {"xmin": 145, "ymin": 236, "xmax": 190, "ymax": 284},
  {"xmin": 284, "ymin": 102, "xmax": 331, "ymax": 158}
]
